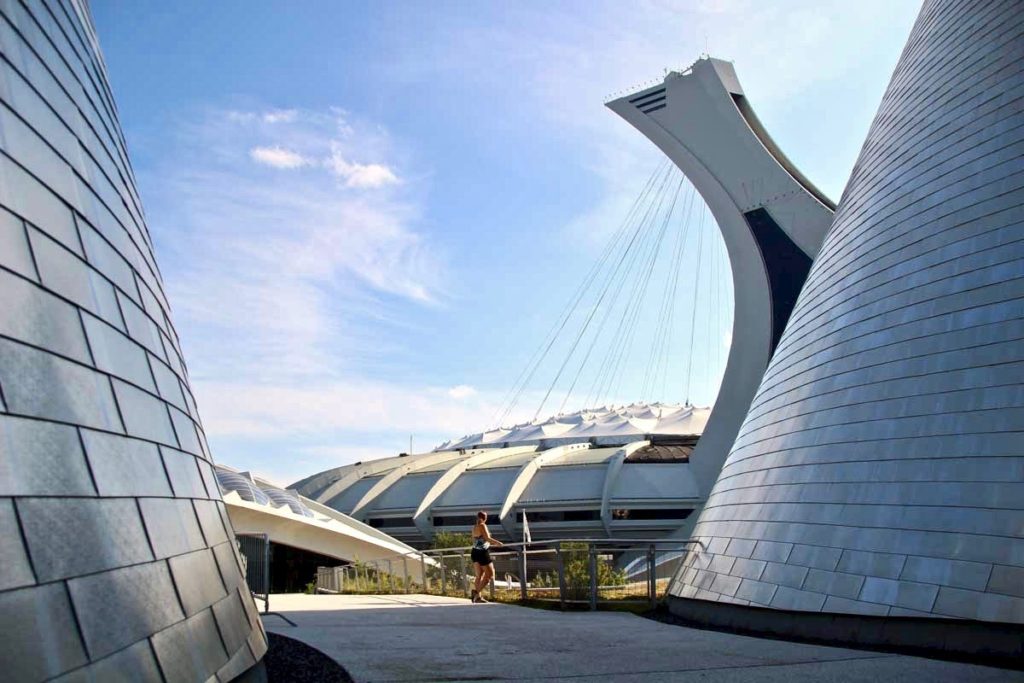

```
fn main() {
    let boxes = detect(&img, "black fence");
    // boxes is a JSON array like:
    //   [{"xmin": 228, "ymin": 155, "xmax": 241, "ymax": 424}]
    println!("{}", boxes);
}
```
[{"xmin": 236, "ymin": 533, "xmax": 270, "ymax": 613}]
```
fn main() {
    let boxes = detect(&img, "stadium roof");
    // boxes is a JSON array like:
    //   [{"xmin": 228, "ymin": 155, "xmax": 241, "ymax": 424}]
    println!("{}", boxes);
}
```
[{"xmin": 436, "ymin": 402, "xmax": 709, "ymax": 450}]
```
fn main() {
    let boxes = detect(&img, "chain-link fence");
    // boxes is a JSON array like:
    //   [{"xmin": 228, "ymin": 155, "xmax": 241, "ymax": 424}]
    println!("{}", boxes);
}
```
[{"xmin": 315, "ymin": 539, "xmax": 697, "ymax": 610}]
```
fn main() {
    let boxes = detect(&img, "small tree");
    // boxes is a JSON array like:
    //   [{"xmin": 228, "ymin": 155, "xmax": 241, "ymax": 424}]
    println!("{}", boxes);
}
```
[
  {"xmin": 431, "ymin": 531, "xmax": 472, "ymax": 550},
  {"xmin": 532, "ymin": 542, "xmax": 626, "ymax": 598},
  {"xmin": 427, "ymin": 531, "xmax": 473, "ymax": 596}
]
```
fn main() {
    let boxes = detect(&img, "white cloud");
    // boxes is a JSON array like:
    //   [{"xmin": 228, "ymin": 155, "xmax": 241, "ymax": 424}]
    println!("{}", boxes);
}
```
[
  {"xmin": 263, "ymin": 109, "xmax": 298, "ymax": 124},
  {"xmin": 247, "ymin": 129, "xmax": 399, "ymax": 188},
  {"xmin": 447, "ymin": 384, "xmax": 477, "ymax": 399},
  {"xmin": 249, "ymin": 145, "xmax": 309, "ymax": 168},
  {"xmin": 200, "ymin": 380, "xmax": 502, "ymax": 438},
  {"xmin": 326, "ymin": 145, "xmax": 400, "ymax": 188},
  {"xmin": 148, "ymin": 106, "xmax": 445, "ymax": 389}
]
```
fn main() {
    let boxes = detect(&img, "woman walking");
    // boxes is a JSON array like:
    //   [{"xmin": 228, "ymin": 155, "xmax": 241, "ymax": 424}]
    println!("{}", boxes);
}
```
[{"xmin": 471, "ymin": 510, "xmax": 503, "ymax": 603}]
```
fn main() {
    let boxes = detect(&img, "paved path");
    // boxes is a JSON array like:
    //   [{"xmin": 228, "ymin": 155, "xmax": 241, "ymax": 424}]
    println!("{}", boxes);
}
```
[{"xmin": 262, "ymin": 594, "xmax": 1021, "ymax": 682}]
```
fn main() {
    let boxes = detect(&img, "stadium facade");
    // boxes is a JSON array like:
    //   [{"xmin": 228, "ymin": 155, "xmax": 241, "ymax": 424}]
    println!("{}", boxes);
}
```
[
  {"xmin": 663, "ymin": 0, "xmax": 1024, "ymax": 656},
  {"xmin": 0, "ymin": 1, "xmax": 264, "ymax": 680},
  {"xmin": 292, "ymin": 403, "xmax": 711, "ymax": 546}
]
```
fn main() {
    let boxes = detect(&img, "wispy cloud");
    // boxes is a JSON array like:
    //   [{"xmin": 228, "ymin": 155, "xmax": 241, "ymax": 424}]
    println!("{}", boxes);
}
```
[
  {"xmin": 150, "ymin": 106, "xmax": 445, "ymax": 388},
  {"xmin": 201, "ymin": 380, "xmax": 503, "ymax": 438},
  {"xmin": 248, "ymin": 139, "xmax": 401, "ymax": 189},
  {"xmin": 327, "ymin": 145, "xmax": 400, "ymax": 188},
  {"xmin": 249, "ymin": 145, "xmax": 309, "ymax": 168},
  {"xmin": 447, "ymin": 384, "xmax": 477, "ymax": 400},
  {"xmin": 263, "ymin": 109, "xmax": 298, "ymax": 124}
]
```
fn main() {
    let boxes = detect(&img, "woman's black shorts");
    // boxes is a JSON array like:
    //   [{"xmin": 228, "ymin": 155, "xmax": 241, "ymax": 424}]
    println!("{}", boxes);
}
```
[{"xmin": 471, "ymin": 547, "xmax": 492, "ymax": 566}]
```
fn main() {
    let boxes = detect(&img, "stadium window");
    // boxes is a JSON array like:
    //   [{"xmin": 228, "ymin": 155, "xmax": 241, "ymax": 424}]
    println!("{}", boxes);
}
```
[{"xmin": 611, "ymin": 508, "xmax": 693, "ymax": 520}]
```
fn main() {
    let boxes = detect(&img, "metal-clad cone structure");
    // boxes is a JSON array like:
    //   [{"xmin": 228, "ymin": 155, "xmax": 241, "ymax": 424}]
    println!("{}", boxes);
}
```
[
  {"xmin": 670, "ymin": 0, "xmax": 1024, "ymax": 633},
  {"xmin": 0, "ymin": 1, "xmax": 265, "ymax": 679}
]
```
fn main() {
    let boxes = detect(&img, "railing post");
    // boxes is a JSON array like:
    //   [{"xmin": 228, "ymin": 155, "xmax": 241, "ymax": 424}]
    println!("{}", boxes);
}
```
[
  {"xmin": 420, "ymin": 552, "xmax": 428, "ymax": 593},
  {"xmin": 556, "ymin": 542, "xmax": 566, "ymax": 611},
  {"xmin": 403, "ymin": 556, "xmax": 409, "ymax": 593},
  {"xmin": 459, "ymin": 552, "xmax": 468, "ymax": 597},
  {"xmin": 589, "ymin": 544, "xmax": 598, "ymax": 611},
  {"xmin": 518, "ymin": 550, "xmax": 527, "ymax": 603},
  {"xmin": 441, "ymin": 553, "xmax": 447, "ymax": 596},
  {"xmin": 648, "ymin": 544, "xmax": 657, "ymax": 608},
  {"xmin": 387, "ymin": 559, "xmax": 393, "ymax": 593},
  {"xmin": 263, "ymin": 534, "xmax": 270, "ymax": 613},
  {"xmin": 376, "ymin": 561, "xmax": 383, "ymax": 593}
]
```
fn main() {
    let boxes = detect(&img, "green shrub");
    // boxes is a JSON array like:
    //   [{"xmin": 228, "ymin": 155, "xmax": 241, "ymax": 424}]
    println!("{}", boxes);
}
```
[
  {"xmin": 431, "ymin": 531, "xmax": 472, "ymax": 550},
  {"xmin": 531, "ymin": 543, "xmax": 626, "ymax": 593}
]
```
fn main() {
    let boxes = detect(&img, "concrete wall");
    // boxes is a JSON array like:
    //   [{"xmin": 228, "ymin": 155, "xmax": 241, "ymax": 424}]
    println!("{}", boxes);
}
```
[
  {"xmin": 0, "ymin": 1, "xmax": 266, "ymax": 679},
  {"xmin": 670, "ymin": 0, "xmax": 1024, "ymax": 626}
]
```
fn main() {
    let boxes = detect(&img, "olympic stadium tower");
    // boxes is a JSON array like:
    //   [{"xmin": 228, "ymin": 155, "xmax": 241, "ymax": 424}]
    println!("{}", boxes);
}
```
[
  {"xmin": 605, "ymin": 56, "xmax": 836, "ymax": 536},
  {"xmin": 665, "ymin": 0, "xmax": 1024, "ymax": 657},
  {"xmin": 0, "ymin": 1, "xmax": 265, "ymax": 679},
  {"xmin": 301, "ymin": 53, "xmax": 841, "ymax": 549}
]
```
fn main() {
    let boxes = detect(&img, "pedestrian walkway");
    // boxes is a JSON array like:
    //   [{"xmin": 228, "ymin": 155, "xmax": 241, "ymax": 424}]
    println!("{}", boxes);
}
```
[{"xmin": 261, "ymin": 594, "xmax": 1020, "ymax": 682}]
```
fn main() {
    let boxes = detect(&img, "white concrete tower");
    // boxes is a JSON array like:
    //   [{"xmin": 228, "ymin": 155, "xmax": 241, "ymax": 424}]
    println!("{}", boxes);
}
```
[{"xmin": 606, "ymin": 58, "xmax": 835, "ymax": 515}]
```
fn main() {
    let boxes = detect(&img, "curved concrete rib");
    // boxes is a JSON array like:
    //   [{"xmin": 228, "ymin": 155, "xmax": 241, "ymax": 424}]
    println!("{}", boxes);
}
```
[
  {"xmin": 498, "ymin": 442, "xmax": 591, "ymax": 538},
  {"xmin": 411, "ymin": 446, "xmax": 539, "ymax": 540},
  {"xmin": 606, "ymin": 57, "xmax": 834, "ymax": 513},
  {"xmin": 599, "ymin": 441, "xmax": 650, "ymax": 535},
  {"xmin": 350, "ymin": 450, "xmax": 471, "ymax": 520},
  {"xmin": 314, "ymin": 452, "xmax": 435, "ymax": 508}
]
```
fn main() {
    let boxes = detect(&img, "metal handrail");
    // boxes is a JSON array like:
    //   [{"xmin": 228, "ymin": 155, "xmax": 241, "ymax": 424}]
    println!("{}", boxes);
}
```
[
  {"xmin": 315, "ymin": 536, "xmax": 700, "ymax": 610},
  {"xmin": 373, "ymin": 537, "xmax": 701, "ymax": 559}
]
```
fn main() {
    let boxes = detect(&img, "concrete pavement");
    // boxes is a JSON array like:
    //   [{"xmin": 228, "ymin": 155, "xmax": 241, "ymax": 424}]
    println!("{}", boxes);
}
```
[{"xmin": 261, "ymin": 594, "xmax": 1021, "ymax": 682}]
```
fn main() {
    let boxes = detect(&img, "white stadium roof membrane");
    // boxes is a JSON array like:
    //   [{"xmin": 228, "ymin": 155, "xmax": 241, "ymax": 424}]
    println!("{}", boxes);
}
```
[{"xmin": 436, "ymin": 402, "xmax": 710, "ymax": 450}]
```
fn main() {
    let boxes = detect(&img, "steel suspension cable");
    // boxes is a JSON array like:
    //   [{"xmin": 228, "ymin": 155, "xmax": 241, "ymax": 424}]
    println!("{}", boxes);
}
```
[
  {"xmin": 560, "ymin": 172, "xmax": 684, "ymax": 414},
  {"xmin": 587, "ymin": 171, "xmax": 682, "ymax": 407},
  {"xmin": 598, "ymin": 175, "xmax": 685, "ymax": 407},
  {"xmin": 571, "ymin": 165, "xmax": 679, "ymax": 412},
  {"xmin": 656, "ymin": 184, "xmax": 699, "ymax": 403},
  {"xmin": 494, "ymin": 161, "xmax": 667, "ymax": 426},
  {"xmin": 642, "ymin": 183, "xmax": 696, "ymax": 399},
  {"xmin": 531, "ymin": 163, "xmax": 675, "ymax": 421},
  {"xmin": 683, "ymin": 206, "xmax": 706, "ymax": 405}
]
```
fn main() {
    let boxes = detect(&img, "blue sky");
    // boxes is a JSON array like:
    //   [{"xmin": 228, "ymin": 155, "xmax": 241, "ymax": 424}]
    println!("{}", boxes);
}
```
[{"xmin": 92, "ymin": 1, "xmax": 920, "ymax": 485}]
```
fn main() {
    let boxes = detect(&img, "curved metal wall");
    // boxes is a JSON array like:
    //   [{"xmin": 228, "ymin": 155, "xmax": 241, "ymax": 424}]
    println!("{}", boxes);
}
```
[
  {"xmin": 670, "ymin": 0, "xmax": 1024, "ymax": 624},
  {"xmin": 0, "ymin": 1, "xmax": 266, "ymax": 680}
]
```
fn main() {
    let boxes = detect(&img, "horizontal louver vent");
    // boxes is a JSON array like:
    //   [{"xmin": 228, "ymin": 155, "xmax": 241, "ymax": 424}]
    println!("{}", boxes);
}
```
[{"xmin": 630, "ymin": 88, "xmax": 666, "ymax": 114}]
